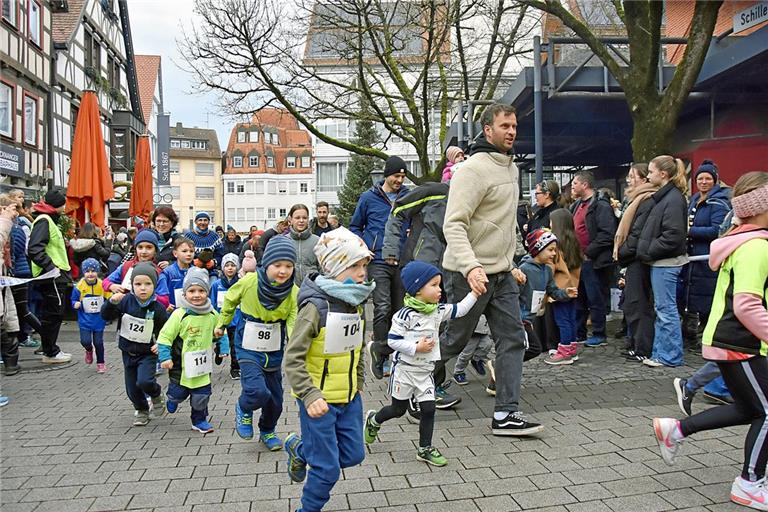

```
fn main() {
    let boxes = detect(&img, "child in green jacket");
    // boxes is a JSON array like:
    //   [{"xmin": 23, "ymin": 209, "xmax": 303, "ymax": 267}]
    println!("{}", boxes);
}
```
[{"xmin": 157, "ymin": 267, "xmax": 228, "ymax": 434}]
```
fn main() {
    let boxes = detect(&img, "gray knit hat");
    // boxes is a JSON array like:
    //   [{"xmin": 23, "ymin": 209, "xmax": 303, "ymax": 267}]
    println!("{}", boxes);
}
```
[
  {"xmin": 183, "ymin": 267, "xmax": 210, "ymax": 294},
  {"xmin": 132, "ymin": 262, "xmax": 158, "ymax": 288}
]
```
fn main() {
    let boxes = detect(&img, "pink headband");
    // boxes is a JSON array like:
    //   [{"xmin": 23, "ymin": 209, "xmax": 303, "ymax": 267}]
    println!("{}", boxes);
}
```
[{"xmin": 732, "ymin": 184, "xmax": 768, "ymax": 219}]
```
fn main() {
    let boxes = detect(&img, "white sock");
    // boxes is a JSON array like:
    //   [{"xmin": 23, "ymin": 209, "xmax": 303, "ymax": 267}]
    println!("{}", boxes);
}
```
[{"xmin": 493, "ymin": 411, "xmax": 508, "ymax": 420}]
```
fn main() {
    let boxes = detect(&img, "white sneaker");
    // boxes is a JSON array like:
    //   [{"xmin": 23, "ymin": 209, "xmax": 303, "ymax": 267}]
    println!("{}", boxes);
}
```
[
  {"xmin": 731, "ymin": 477, "xmax": 768, "ymax": 510},
  {"xmin": 42, "ymin": 352, "xmax": 72, "ymax": 364},
  {"xmin": 653, "ymin": 417, "xmax": 683, "ymax": 466},
  {"xmin": 643, "ymin": 358, "xmax": 664, "ymax": 368}
]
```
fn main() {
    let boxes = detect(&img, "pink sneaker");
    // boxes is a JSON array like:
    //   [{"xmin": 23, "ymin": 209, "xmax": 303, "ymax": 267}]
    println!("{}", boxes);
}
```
[
  {"xmin": 731, "ymin": 476, "xmax": 768, "ymax": 510},
  {"xmin": 653, "ymin": 417, "xmax": 683, "ymax": 466},
  {"xmin": 84, "ymin": 350, "xmax": 93, "ymax": 365},
  {"xmin": 544, "ymin": 344, "xmax": 576, "ymax": 366},
  {"xmin": 97, "ymin": 363, "xmax": 106, "ymax": 373}
]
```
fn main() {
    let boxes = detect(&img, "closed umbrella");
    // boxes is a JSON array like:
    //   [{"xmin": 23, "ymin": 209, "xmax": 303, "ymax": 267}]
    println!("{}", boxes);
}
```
[
  {"xmin": 129, "ymin": 135, "xmax": 153, "ymax": 222},
  {"xmin": 65, "ymin": 90, "xmax": 114, "ymax": 227}
]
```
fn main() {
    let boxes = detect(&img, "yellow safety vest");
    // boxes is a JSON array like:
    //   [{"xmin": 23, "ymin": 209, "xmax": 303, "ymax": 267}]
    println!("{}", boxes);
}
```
[{"xmin": 30, "ymin": 214, "xmax": 70, "ymax": 277}]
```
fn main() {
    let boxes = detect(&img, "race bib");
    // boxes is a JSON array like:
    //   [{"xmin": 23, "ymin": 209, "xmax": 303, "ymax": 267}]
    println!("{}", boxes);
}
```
[
  {"xmin": 217, "ymin": 291, "xmax": 226, "ymax": 309},
  {"xmin": 242, "ymin": 321, "xmax": 282, "ymax": 352},
  {"xmin": 120, "ymin": 268, "xmax": 133, "ymax": 292},
  {"xmin": 173, "ymin": 288, "xmax": 184, "ymax": 307},
  {"xmin": 119, "ymin": 315, "xmax": 153, "ymax": 344},
  {"xmin": 324, "ymin": 311, "xmax": 363, "ymax": 354},
  {"xmin": 183, "ymin": 349, "xmax": 212, "ymax": 378},
  {"xmin": 530, "ymin": 290, "xmax": 545, "ymax": 315},
  {"xmin": 82, "ymin": 296, "xmax": 103, "ymax": 314},
  {"xmin": 408, "ymin": 332, "xmax": 441, "ymax": 363}
]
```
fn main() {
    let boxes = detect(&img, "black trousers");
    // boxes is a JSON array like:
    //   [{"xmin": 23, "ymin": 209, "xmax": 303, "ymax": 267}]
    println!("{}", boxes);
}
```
[
  {"xmin": 37, "ymin": 279, "xmax": 66, "ymax": 357},
  {"xmin": 368, "ymin": 262, "xmax": 405, "ymax": 357},
  {"xmin": 623, "ymin": 261, "xmax": 655, "ymax": 358}
]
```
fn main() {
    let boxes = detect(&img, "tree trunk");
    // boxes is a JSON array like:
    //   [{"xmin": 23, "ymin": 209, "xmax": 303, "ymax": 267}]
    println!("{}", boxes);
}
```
[{"xmin": 630, "ymin": 106, "xmax": 677, "ymax": 163}]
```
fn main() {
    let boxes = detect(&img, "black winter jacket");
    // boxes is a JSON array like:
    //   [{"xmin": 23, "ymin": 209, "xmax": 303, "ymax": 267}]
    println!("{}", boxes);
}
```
[
  {"xmin": 569, "ymin": 195, "xmax": 617, "ymax": 269},
  {"xmin": 636, "ymin": 182, "xmax": 688, "ymax": 263},
  {"xmin": 525, "ymin": 201, "xmax": 561, "ymax": 239},
  {"xmin": 617, "ymin": 198, "xmax": 656, "ymax": 267}
]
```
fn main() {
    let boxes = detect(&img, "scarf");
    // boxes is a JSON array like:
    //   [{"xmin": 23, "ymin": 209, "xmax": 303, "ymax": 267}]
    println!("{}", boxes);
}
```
[
  {"xmin": 315, "ymin": 275, "xmax": 376, "ymax": 306},
  {"xmin": 290, "ymin": 227, "xmax": 312, "ymax": 240},
  {"xmin": 613, "ymin": 182, "xmax": 659, "ymax": 261},
  {"xmin": 177, "ymin": 296, "xmax": 214, "ymax": 315},
  {"xmin": 32, "ymin": 202, "xmax": 59, "ymax": 216},
  {"xmin": 404, "ymin": 294, "xmax": 438, "ymax": 315},
  {"xmin": 256, "ymin": 266, "xmax": 294, "ymax": 310}
]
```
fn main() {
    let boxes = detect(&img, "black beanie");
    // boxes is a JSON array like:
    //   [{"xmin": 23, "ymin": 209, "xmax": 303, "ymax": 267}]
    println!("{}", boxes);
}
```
[
  {"xmin": 44, "ymin": 189, "xmax": 66, "ymax": 208},
  {"xmin": 383, "ymin": 156, "xmax": 407, "ymax": 177}
]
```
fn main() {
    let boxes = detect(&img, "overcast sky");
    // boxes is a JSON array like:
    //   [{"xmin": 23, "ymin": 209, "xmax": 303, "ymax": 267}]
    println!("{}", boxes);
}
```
[{"xmin": 128, "ymin": 0, "xmax": 235, "ymax": 151}]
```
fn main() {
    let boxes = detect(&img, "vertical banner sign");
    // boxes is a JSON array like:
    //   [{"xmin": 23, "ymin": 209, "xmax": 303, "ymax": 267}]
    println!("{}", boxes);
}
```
[{"xmin": 156, "ymin": 113, "xmax": 171, "ymax": 186}]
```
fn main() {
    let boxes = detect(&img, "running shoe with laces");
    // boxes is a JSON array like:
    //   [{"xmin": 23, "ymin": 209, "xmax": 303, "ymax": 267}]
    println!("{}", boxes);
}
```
[
  {"xmin": 191, "ymin": 420, "xmax": 214, "ymax": 434},
  {"xmin": 435, "ymin": 382, "xmax": 461, "ymax": 409},
  {"xmin": 235, "ymin": 403, "xmax": 254, "ymax": 439},
  {"xmin": 166, "ymin": 399, "xmax": 178, "ymax": 414},
  {"xmin": 643, "ymin": 358, "xmax": 664, "ymax": 368},
  {"xmin": 470, "ymin": 359, "xmax": 487, "ymax": 376},
  {"xmin": 416, "ymin": 446, "xmax": 447, "ymax": 467},
  {"xmin": 230, "ymin": 368, "xmax": 240, "ymax": 380},
  {"xmin": 260, "ymin": 431, "xmax": 283, "ymax": 451},
  {"xmin": 364, "ymin": 410, "xmax": 381, "ymax": 444},
  {"xmin": 133, "ymin": 410, "xmax": 150, "ymax": 426},
  {"xmin": 673, "ymin": 378, "xmax": 693, "ymax": 416},
  {"xmin": 284, "ymin": 433, "xmax": 307, "ymax": 482},
  {"xmin": 19, "ymin": 336, "xmax": 40, "ymax": 348},
  {"xmin": 653, "ymin": 417, "xmax": 683, "ymax": 465},
  {"xmin": 366, "ymin": 341, "xmax": 384, "ymax": 380},
  {"xmin": 731, "ymin": 476, "xmax": 768, "ymax": 511},
  {"xmin": 42, "ymin": 352, "xmax": 72, "ymax": 364},
  {"xmin": 453, "ymin": 372, "xmax": 468, "ymax": 385},
  {"xmin": 491, "ymin": 411, "xmax": 544, "ymax": 436}
]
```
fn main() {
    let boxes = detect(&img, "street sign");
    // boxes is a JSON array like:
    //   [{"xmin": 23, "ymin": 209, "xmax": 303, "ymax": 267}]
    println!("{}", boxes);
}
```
[
  {"xmin": 0, "ymin": 143, "xmax": 25, "ymax": 178},
  {"xmin": 157, "ymin": 114, "xmax": 171, "ymax": 186},
  {"xmin": 733, "ymin": 2, "xmax": 768, "ymax": 34}
]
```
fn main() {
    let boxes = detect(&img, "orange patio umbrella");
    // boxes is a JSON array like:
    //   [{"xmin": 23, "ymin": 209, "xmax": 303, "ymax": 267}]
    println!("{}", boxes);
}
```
[
  {"xmin": 65, "ymin": 90, "xmax": 114, "ymax": 227},
  {"xmin": 129, "ymin": 135, "xmax": 153, "ymax": 222}
]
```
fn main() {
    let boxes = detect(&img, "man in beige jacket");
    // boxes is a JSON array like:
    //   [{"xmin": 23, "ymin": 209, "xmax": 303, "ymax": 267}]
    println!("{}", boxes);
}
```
[{"xmin": 437, "ymin": 103, "xmax": 543, "ymax": 436}]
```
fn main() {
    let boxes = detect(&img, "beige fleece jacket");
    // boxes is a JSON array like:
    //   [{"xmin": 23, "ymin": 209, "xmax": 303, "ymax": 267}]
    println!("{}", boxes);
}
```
[{"xmin": 442, "ymin": 151, "xmax": 520, "ymax": 277}]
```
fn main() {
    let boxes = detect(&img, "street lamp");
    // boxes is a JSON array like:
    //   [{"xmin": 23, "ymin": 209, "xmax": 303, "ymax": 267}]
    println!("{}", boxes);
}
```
[{"xmin": 370, "ymin": 167, "xmax": 384, "ymax": 185}]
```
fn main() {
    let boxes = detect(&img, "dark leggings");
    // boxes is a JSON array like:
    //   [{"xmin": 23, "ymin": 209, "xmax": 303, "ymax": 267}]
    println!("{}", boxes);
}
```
[
  {"xmin": 680, "ymin": 357, "xmax": 768, "ymax": 481},
  {"xmin": 11, "ymin": 284, "xmax": 42, "ymax": 335},
  {"xmin": 375, "ymin": 398, "xmax": 436, "ymax": 448}
]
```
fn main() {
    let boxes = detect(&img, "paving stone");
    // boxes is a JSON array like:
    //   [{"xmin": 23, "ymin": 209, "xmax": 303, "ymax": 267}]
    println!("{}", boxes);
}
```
[
  {"xmin": 512, "ymin": 488, "xmax": 578, "ymax": 509},
  {"xmin": 88, "ymin": 495, "xmax": 132, "ymax": 512}
]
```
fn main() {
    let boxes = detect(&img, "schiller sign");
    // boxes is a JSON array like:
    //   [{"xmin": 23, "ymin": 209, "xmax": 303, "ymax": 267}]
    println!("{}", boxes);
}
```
[{"xmin": 733, "ymin": 2, "xmax": 768, "ymax": 34}]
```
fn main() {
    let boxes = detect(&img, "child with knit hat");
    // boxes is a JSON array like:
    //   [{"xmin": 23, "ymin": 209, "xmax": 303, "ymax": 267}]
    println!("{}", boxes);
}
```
[
  {"xmin": 71, "ymin": 257, "xmax": 112, "ymax": 373},
  {"xmin": 101, "ymin": 262, "xmax": 170, "ymax": 426},
  {"xmin": 103, "ymin": 229, "xmax": 171, "ymax": 308},
  {"xmin": 211, "ymin": 253, "xmax": 242, "ymax": 379},
  {"xmin": 214, "ymin": 236, "xmax": 299, "ymax": 448},
  {"xmin": 441, "ymin": 145, "xmax": 465, "ymax": 183},
  {"xmin": 364, "ymin": 260, "xmax": 478, "ymax": 467},
  {"xmin": 519, "ymin": 229, "xmax": 578, "ymax": 364},
  {"xmin": 282, "ymin": 226, "xmax": 375, "ymax": 510},
  {"xmin": 157, "ymin": 267, "xmax": 229, "ymax": 434}
]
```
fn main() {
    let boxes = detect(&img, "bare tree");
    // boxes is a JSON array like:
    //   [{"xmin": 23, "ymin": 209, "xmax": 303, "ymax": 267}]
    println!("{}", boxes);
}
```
[
  {"xmin": 518, "ymin": 0, "xmax": 723, "ymax": 162},
  {"xmin": 180, "ymin": 0, "xmax": 537, "ymax": 182}
]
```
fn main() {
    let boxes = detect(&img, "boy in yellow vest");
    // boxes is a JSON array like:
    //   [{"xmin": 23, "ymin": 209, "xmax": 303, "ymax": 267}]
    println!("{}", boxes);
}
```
[{"xmin": 283, "ymin": 227, "xmax": 375, "ymax": 512}]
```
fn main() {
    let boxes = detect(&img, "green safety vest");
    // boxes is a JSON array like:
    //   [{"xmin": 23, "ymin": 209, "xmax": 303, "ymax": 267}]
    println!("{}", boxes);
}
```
[{"xmin": 30, "ymin": 214, "xmax": 71, "ymax": 277}]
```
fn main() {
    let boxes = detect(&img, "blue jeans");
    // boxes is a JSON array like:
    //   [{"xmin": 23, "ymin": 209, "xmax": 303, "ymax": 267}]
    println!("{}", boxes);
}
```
[
  {"xmin": 296, "ymin": 394, "xmax": 365, "ymax": 512},
  {"xmin": 167, "ymin": 381, "xmax": 212, "ymax": 424},
  {"xmin": 650, "ymin": 266, "xmax": 684, "ymax": 366},
  {"xmin": 551, "ymin": 301, "xmax": 577, "ymax": 345},
  {"xmin": 576, "ymin": 261, "xmax": 611, "ymax": 339},
  {"xmin": 687, "ymin": 362, "xmax": 731, "ymax": 398},
  {"xmin": 238, "ymin": 361, "xmax": 283, "ymax": 433},
  {"xmin": 79, "ymin": 329, "xmax": 105, "ymax": 364},
  {"xmin": 121, "ymin": 352, "xmax": 161, "ymax": 411}
]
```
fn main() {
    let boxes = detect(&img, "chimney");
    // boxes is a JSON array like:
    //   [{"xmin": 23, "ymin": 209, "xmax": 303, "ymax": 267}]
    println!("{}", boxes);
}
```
[{"xmin": 176, "ymin": 122, "xmax": 182, "ymax": 130}]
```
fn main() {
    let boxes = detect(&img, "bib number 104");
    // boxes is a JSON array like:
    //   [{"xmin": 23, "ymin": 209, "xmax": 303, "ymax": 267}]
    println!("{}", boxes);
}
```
[{"xmin": 342, "ymin": 323, "xmax": 360, "ymax": 337}]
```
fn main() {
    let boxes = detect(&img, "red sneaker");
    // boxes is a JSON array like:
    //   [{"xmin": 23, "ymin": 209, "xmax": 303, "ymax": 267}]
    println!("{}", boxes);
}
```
[
  {"xmin": 84, "ymin": 350, "xmax": 94, "ymax": 365},
  {"xmin": 97, "ymin": 363, "xmax": 106, "ymax": 374}
]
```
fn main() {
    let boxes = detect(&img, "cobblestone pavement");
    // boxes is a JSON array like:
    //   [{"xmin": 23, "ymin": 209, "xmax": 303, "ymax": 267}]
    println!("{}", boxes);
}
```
[{"xmin": 0, "ymin": 321, "xmax": 750, "ymax": 512}]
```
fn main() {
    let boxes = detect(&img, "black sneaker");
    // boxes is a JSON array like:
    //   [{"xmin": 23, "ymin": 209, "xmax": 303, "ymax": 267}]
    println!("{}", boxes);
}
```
[
  {"xmin": 673, "ymin": 378, "xmax": 693, "ymax": 416},
  {"xmin": 214, "ymin": 353, "xmax": 223, "ymax": 366},
  {"xmin": 624, "ymin": 350, "xmax": 644, "ymax": 362},
  {"xmin": 435, "ymin": 383, "xmax": 461, "ymax": 409},
  {"xmin": 491, "ymin": 411, "xmax": 544, "ymax": 436},
  {"xmin": 407, "ymin": 396, "xmax": 421, "ymax": 423},
  {"xmin": 366, "ymin": 341, "xmax": 384, "ymax": 380},
  {"xmin": 230, "ymin": 368, "xmax": 240, "ymax": 380}
]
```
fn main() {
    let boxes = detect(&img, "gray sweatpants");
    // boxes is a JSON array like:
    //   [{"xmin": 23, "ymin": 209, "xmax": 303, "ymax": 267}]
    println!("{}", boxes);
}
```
[
  {"xmin": 436, "ymin": 271, "xmax": 526, "ymax": 414},
  {"xmin": 454, "ymin": 333, "xmax": 495, "ymax": 373}
]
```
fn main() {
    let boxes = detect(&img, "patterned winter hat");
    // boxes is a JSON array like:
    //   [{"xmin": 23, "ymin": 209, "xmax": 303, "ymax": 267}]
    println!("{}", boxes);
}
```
[
  {"xmin": 314, "ymin": 227, "xmax": 371, "ymax": 278},
  {"xmin": 526, "ymin": 229, "xmax": 558, "ymax": 257}
]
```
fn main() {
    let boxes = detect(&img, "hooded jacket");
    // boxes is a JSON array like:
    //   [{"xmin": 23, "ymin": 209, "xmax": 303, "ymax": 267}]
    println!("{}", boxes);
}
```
[
  {"xmin": 349, "ymin": 180, "xmax": 410, "ymax": 262},
  {"xmin": 518, "ymin": 255, "xmax": 570, "ymax": 322},
  {"xmin": 287, "ymin": 229, "xmax": 320, "ymax": 284},
  {"xmin": 442, "ymin": 134, "xmax": 520, "ymax": 276},
  {"xmin": 636, "ymin": 182, "xmax": 688, "ymax": 264},
  {"xmin": 382, "ymin": 182, "xmax": 448, "ymax": 268},
  {"xmin": 681, "ymin": 184, "xmax": 731, "ymax": 313},
  {"xmin": 702, "ymin": 226, "xmax": 768, "ymax": 359}
]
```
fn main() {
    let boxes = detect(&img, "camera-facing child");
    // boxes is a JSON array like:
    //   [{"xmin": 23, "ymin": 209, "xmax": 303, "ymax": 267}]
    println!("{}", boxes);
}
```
[{"xmin": 71, "ymin": 258, "xmax": 111, "ymax": 373}]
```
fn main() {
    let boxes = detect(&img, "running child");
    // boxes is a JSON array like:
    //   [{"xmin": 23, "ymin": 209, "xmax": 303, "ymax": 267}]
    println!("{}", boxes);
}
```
[
  {"xmin": 157, "ymin": 267, "xmax": 228, "ymax": 434},
  {"xmin": 283, "ymin": 227, "xmax": 375, "ymax": 511},
  {"xmin": 653, "ymin": 172, "xmax": 768, "ymax": 510},
  {"xmin": 71, "ymin": 257, "xmax": 111, "ymax": 373},
  {"xmin": 103, "ymin": 230, "xmax": 170, "ymax": 307},
  {"xmin": 519, "ymin": 229, "xmax": 578, "ymax": 362},
  {"xmin": 211, "ymin": 253, "xmax": 242, "ymax": 379},
  {"xmin": 365, "ymin": 260, "xmax": 477, "ymax": 467},
  {"xmin": 163, "ymin": 236, "xmax": 195, "ymax": 310},
  {"xmin": 101, "ymin": 262, "xmax": 169, "ymax": 426},
  {"xmin": 215, "ymin": 237, "xmax": 298, "ymax": 448},
  {"xmin": 545, "ymin": 210, "xmax": 583, "ymax": 365}
]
